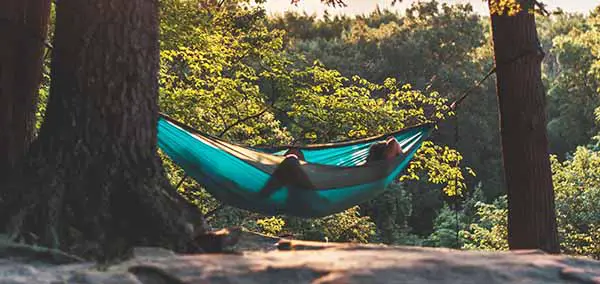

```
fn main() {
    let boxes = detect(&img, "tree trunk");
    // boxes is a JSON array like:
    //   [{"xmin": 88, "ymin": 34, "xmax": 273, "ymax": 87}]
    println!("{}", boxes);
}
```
[
  {"xmin": 5, "ymin": 0, "xmax": 205, "ymax": 260},
  {"xmin": 489, "ymin": 0, "xmax": 559, "ymax": 253},
  {"xmin": 0, "ymin": 0, "xmax": 50, "ymax": 187}
]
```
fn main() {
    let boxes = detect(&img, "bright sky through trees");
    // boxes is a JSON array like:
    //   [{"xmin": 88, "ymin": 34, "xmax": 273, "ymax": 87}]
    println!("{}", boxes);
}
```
[{"xmin": 264, "ymin": 0, "xmax": 597, "ymax": 17}]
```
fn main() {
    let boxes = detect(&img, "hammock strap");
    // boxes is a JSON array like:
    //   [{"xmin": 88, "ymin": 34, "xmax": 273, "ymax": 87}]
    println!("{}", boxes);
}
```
[
  {"xmin": 454, "ymin": 111, "xmax": 461, "ymax": 249},
  {"xmin": 449, "ymin": 43, "xmax": 545, "ymax": 111},
  {"xmin": 450, "ymin": 66, "xmax": 496, "ymax": 111},
  {"xmin": 175, "ymin": 174, "xmax": 188, "ymax": 190}
]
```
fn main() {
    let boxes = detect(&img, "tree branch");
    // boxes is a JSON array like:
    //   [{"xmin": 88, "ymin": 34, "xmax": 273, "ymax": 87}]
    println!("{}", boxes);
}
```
[
  {"xmin": 533, "ymin": 0, "xmax": 550, "ymax": 16},
  {"xmin": 218, "ymin": 108, "xmax": 269, "ymax": 137},
  {"xmin": 204, "ymin": 203, "xmax": 225, "ymax": 219}
]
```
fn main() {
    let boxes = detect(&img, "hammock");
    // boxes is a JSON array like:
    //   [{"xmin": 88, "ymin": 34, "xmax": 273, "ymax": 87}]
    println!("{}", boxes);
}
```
[{"xmin": 158, "ymin": 114, "xmax": 433, "ymax": 218}]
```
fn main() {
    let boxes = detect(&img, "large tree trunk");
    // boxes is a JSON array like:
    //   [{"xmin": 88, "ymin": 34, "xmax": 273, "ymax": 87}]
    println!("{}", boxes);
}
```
[
  {"xmin": 0, "ymin": 0, "xmax": 50, "ymax": 187},
  {"xmin": 5, "ymin": 0, "xmax": 205, "ymax": 260},
  {"xmin": 489, "ymin": 0, "xmax": 559, "ymax": 253}
]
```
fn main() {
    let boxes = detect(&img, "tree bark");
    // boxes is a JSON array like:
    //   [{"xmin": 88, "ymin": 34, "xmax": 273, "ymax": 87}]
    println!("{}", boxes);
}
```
[
  {"xmin": 489, "ymin": 0, "xmax": 559, "ymax": 253},
  {"xmin": 0, "ymin": 0, "xmax": 50, "ymax": 187},
  {"xmin": 5, "ymin": 0, "xmax": 205, "ymax": 260}
]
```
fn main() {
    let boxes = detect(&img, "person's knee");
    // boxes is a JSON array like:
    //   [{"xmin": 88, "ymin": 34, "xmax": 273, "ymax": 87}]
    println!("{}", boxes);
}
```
[
  {"xmin": 284, "ymin": 147, "xmax": 305, "ymax": 160},
  {"xmin": 385, "ymin": 137, "xmax": 404, "ymax": 158}
]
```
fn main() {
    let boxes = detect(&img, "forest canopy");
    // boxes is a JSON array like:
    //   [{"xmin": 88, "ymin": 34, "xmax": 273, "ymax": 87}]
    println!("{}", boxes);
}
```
[
  {"xmin": 1, "ymin": 0, "xmax": 598, "ymax": 260},
  {"xmin": 155, "ymin": 0, "xmax": 600, "ymax": 258},
  {"xmin": 161, "ymin": 2, "xmax": 600, "ymax": 255}
]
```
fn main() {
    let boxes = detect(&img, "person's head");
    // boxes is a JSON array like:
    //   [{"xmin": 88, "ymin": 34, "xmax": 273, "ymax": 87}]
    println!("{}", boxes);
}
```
[{"xmin": 366, "ymin": 137, "xmax": 403, "ymax": 163}]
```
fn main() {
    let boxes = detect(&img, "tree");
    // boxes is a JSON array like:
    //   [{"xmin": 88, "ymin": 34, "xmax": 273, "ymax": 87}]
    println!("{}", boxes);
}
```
[
  {"xmin": 463, "ymin": 149, "xmax": 600, "ymax": 259},
  {"xmin": 3, "ymin": 0, "xmax": 203, "ymax": 259},
  {"xmin": 0, "ymin": 0, "xmax": 51, "ymax": 187},
  {"xmin": 488, "ymin": 0, "xmax": 559, "ymax": 252}
]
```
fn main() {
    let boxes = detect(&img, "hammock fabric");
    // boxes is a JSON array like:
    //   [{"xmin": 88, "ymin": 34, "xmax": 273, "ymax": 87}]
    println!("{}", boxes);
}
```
[{"xmin": 158, "ymin": 115, "xmax": 433, "ymax": 218}]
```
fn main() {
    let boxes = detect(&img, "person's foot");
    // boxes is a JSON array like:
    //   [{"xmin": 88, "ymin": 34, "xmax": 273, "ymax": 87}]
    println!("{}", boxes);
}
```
[{"xmin": 384, "ymin": 137, "xmax": 405, "ymax": 159}]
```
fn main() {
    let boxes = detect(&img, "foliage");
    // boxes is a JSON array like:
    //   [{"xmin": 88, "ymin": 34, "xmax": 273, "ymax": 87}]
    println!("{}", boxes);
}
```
[
  {"xmin": 462, "ymin": 196, "xmax": 509, "ymax": 251},
  {"xmin": 37, "ymin": 62, "xmax": 50, "ymax": 131},
  {"xmin": 425, "ymin": 204, "xmax": 463, "ymax": 248},
  {"xmin": 272, "ymin": 2, "xmax": 501, "ymax": 239},
  {"xmin": 256, "ymin": 217, "xmax": 286, "ymax": 236},
  {"xmin": 551, "ymin": 148, "xmax": 600, "ymax": 259},
  {"xmin": 269, "ymin": 11, "xmax": 351, "ymax": 41},
  {"xmin": 426, "ymin": 184, "xmax": 485, "ymax": 248},
  {"xmin": 156, "ymin": 0, "xmax": 470, "ymax": 245},
  {"xmin": 314, "ymin": 0, "xmax": 523, "ymax": 16},
  {"xmin": 462, "ymin": 148, "xmax": 600, "ymax": 259},
  {"xmin": 24, "ymin": 0, "xmax": 600, "ymax": 258},
  {"xmin": 159, "ymin": 0, "xmax": 291, "ymax": 146},
  {"xmin": 361, "ymin": 183, "xmax": 426, "ymax": 245},
  {"xmin": 278, "ymin": 4, "xmax": 600, "ymax": 253},
  {"xmin": 487, "ymin": 0, "xmax": 521, "ymax": 16},
  {"xmin": 157, "ymin": 0, "xmax": 295, "ymax": 234},
  {"xmin": 284, "ymin": 206, "xmax": 377, "ymax": 243},
  {"xmin": 274, "ymin": 2, "xmax": 501, "ymax": 199},
  {"xmin": 542, "ymin": 12, "xmax": 600, "ymax": 156},
  {"xmin": 35, "ymin": 3, "xmax": 56, "ymax": 130}
]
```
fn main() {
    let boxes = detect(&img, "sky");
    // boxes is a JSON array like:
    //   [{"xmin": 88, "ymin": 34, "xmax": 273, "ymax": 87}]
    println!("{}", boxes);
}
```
[{"xmin": 263, "ymin": 0, "xmax": 598, "ymax": 17}]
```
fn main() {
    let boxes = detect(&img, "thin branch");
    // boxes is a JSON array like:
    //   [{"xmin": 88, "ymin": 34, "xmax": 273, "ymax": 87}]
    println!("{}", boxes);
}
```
[
  {"xmin": 213, "ymin": 106, "xmax": 229, "ymax": 133},
  {"xmin": 232, "ymin": 102, "xmax": 242, "ymax": 121},
  {"xmin": 204, "ymin": 203, "xmax": 226, "ymax": 219},
  {"xmin": 218, "ymin": 108, "xmax": 269, "ymax": 137},
  {"xmin": 534, "ymin": 0, "xmax": 551, "ymax": 16},
  {"xmin": 175, "ymin": 174, "xmax": 188, "ymax": 190}
]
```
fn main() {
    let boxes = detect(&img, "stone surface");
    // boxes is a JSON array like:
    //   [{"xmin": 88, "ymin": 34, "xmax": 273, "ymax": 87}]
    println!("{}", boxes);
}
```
[
  {"xmin": 0, "ymin": 232, "xmax": 599, "ymax": 283},
  {"xmin": 131, "ymin": 247, "xmax": 177, "ymax": 259}
]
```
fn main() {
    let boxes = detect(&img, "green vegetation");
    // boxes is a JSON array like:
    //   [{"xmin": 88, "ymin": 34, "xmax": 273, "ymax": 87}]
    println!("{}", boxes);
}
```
[
  {"xmin": 157, "ymin": 0, "xmax": 600, "ymax": 258},
  {"xmin": 156, "ymin": 0, "xmax": 467, "ymax": 244},
  {"xmin": 461, "ymin": 148, "xmax": 600, "ymax": 258},
  {"xmin": 25, "ymin": 0, "xmax": 600, "ymax": 259}
]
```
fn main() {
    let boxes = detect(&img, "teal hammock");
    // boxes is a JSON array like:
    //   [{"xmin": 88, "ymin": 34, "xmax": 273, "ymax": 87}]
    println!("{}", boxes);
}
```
[{"xmin": 158, "ymin": 115, "xmax": 433, "ymax": 218}]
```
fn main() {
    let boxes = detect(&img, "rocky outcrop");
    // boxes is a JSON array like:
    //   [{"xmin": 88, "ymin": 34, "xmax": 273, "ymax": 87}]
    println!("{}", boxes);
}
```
[{"xmin": 1, "ymin": 231, "xmax": 599, "ymax": 283}]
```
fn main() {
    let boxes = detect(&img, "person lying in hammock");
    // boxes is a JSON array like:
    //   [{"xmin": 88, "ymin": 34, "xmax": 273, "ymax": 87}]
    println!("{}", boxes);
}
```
[
  {"xmin": 258, "ymin": 137, "xmax": 404, "ymax": 198},
  {"xmin": 279, "ymin": 137, "xmax": 404, "ymax": 163},
  {"xmin": 258, "ymin": 147, "xmax": 312, "ymax": 197},
  {"xmin": 366, "ymin": 136, "xmax": 406, "ymax": 163}
]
